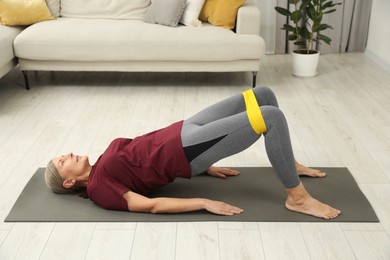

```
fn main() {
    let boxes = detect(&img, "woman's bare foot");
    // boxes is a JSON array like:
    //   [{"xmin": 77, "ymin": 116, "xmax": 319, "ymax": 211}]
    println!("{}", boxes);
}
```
[
  {"xmin": 295, "ymin": 161, "xmax": 326, "ymax": 178},
  {"xmin": 285, "ymin": 183, "xmax": 341, "ymax": 220}
]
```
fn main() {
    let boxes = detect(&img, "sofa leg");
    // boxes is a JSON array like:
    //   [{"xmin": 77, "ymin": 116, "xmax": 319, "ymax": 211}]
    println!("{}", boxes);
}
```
[
  {"xmin": 22, "ymin": 71, "xmax": 30, "ymax": 90},
  {"xmin": 252, "ymin": 71, "xmax": 257, "ymax": 88}
]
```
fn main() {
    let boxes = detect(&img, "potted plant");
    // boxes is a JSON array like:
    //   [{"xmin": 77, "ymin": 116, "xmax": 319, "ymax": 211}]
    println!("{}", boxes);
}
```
[{"xmin": 275, "ymin": 0, "xmax": 341, "ymax": 77}]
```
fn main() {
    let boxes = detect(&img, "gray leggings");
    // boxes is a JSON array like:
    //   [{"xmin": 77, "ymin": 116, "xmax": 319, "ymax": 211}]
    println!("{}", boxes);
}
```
[{"xmin": 181, "ymin": 86, "xmax": 301, "ymax": 189}]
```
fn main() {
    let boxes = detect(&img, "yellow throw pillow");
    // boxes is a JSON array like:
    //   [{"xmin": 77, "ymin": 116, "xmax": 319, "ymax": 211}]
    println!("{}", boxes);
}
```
[
  {"xmin": 199, "ymin": 0, "xmax": 245, "ymax": 29},
  {"xmin": 0, "ymin": 0, "xmax": 55, "ymax": 26}
]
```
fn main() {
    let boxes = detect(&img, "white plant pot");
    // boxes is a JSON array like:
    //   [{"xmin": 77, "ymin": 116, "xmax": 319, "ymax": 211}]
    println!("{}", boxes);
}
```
[{"xmin": 292, "ymin": 50, "xmax": 320, "ymax": 77}]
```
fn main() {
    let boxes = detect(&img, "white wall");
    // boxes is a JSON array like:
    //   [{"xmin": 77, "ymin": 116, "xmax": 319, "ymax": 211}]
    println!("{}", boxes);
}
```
[
  {"xmin": 255, "ymin": 0, "xmax": 277, "ymax": 54},
  {"xmin": 365, "ymin": 0, "xmax": 390, "ymax": 70}
]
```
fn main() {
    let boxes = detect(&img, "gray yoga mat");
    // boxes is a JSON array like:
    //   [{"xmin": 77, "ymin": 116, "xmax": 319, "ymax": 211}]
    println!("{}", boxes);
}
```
[{"xmin": 5, "ymin": 167, "xmax": 378, "ymax": 222}]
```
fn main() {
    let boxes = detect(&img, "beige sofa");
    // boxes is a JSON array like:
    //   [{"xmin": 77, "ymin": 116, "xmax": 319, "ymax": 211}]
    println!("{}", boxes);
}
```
[
  {"xmin": 0, "ymin": 25, "xmax": 22, "ymax": 79},
  {"xmin": 11, "ymin": 0, "xmax": 265, "ymax": 89}
]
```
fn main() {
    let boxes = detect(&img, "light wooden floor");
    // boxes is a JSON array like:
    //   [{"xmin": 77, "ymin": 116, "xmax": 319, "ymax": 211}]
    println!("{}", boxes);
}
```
[{"xmin": 0, "ymin": 53, "xmax": 389, "ymax": 260}]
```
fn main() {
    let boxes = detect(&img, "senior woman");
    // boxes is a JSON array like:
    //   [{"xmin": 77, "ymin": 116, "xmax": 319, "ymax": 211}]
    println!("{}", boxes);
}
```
[{"xmin": 45, "ymin": 87, "xmax": 341, "ymax": 219}]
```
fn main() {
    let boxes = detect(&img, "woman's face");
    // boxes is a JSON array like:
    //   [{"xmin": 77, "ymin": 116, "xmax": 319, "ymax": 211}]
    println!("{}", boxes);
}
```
[{"xmin": 52, "ymin": 153, "xmax": 91, "ymax": 179}]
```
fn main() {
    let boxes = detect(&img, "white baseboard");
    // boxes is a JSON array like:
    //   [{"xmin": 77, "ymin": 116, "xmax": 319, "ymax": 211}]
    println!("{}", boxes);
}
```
[{"xmin": 365, "ymin": 49, "xmax": 390, "ymax": 73}]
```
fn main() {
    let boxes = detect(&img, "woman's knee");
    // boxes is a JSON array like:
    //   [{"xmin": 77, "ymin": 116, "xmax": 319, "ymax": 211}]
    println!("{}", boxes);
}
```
[
  {"xmin": 253, "ymin": 86, "xmax": 279, "ymax": 107},
  {"xmin": 261, "ymin": 106, "xmax": 287, "ymax": 129}
]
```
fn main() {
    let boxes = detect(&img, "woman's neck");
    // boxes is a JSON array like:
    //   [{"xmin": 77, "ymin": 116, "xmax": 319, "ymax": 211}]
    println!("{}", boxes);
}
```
[{"xmin": 77, "ymin": 165, "xmax": 92, "ymax": 187}]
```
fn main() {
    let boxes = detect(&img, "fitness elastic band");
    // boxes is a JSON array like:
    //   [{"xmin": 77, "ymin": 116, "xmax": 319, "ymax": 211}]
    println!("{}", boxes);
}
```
[{"xmin": 242, "ymin": 89, "xmax": 267, "ymax": 134}]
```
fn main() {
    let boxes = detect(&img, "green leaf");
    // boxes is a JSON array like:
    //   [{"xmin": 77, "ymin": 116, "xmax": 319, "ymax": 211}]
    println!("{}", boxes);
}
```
[
  {"xmin": 301, "ymin": 27, "xmax": 312, "ymax": 38},
  {"xmin": 322, "ymin": 1, "xmax": 342, "ymax": 10},
  {"xmin": 319, "ymin": 24, "xmax": 333, "ymax": 31},
  {"xmin": 275, "ymin": 7, "xmax": 291, "ymax": 16},
  {"xmin": 323, "ymin": 9, "xmax": 337, "ymax": 14},
  {"xmin": 321, "ymin": 1, "xmax": 335, "ymax": 10},
  {"xmin": 288, "ymin": 34, "xmax": 298, "ymax": 41},
  {"xmin": 289, "ymin": 0, "xmax": 300, "ymax": 4},
  {"xmin": 291, "ymin": 10, "xmax": 302, "ymax": 22},
  {"xmin": 318, "ymin": 34, "xmax": 332, "ymax": 45},
  {"xmin": 294, "ymin": 40, "xmax": 306, "ymax": 46},
  {"xmin": 282, "ymin": 24, "xmax": 296, "ymax": 32},
  {"xmin": 307, "ymin": 5, "xmax": 316, "ymax": 21},
  {"xmin": 313, "ymin": 12, "xmax": 323, "ymax": 24},
  {"xmin": 313, "ymin": 23, "xmax": 332, "ymax": 32}
]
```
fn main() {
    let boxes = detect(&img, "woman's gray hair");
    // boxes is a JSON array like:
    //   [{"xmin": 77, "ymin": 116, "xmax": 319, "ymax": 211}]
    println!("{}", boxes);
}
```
[
  {"xmin": 45, "ymin": 160, "xmax": 75, "ymax": 194},
  {"xmin": 45, "ymin": 160, "xmax": 89, "ymax": 198}
]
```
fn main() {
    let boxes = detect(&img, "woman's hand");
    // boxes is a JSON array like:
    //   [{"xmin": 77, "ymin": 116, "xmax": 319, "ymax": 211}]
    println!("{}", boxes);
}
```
[
  {"xmin": 207, "ymin": 166, "xmax": 240, "ymax": 178},
  {"xmin": 204, "ymin": 199, "xmax": 244, "ymax": 216}
]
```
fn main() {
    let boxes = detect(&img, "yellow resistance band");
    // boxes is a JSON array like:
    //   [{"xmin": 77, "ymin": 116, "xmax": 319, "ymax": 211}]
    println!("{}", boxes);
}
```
[{"xmin": 242, "ymin": 89, "xmax": 267, "ymax": 134}]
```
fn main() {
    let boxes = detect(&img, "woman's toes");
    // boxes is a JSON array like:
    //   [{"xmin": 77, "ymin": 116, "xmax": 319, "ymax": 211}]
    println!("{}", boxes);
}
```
[{"xmin": 318, "ymin": 171, "xmax": 326, "ymax": 177}]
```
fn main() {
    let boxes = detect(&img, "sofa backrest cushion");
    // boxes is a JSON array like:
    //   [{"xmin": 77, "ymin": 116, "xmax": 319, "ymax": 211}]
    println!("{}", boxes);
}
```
[
  {"xmin": 46, "ymin": 0, "xmax": 60, "ymax": 17},
  {"xmin": 61, "ymin": 0, "xmax": 151, "ymax": 20},
  {"xmin": 144, "ymin": 0, "xmax": 186, "ymax": 27}
]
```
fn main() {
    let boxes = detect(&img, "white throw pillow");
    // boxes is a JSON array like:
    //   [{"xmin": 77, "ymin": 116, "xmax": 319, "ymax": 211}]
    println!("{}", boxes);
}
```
[
  {"xmin": 46, "ymin": 0, "xmax": 60, "ymax": 17},
  {"xmin": 180, "ymin": 0, "xmax": 205, "ymax": 26}
]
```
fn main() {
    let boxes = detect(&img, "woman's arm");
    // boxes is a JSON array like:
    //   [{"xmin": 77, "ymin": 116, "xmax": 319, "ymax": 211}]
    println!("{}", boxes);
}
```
[{"xmin": 123, "ymin": 191, "xmax": 243, "ymax": 216}]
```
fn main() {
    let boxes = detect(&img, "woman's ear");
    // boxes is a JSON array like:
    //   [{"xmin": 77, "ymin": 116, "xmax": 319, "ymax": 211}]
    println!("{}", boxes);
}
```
[{"xmin": 63, "ymin": 179, "xmax": 76, "ymax": 189}]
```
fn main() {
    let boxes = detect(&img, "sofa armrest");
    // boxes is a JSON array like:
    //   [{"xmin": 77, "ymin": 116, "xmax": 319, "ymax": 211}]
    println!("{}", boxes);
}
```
[
  {"xmin": 236, "ymin": 0, "xmax": 261, "ymax": 35},
  {"xmin": 0, "ymin": 24, "xmax": 23, "ymax": 78},
  {"xmin": 0, "ymin": 25, "xmax": 23, "ymax": 62}
]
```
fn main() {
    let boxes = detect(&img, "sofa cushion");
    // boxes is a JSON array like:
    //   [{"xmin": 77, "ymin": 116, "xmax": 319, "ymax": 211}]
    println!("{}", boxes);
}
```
[
  {"xmin": 180, "ymin": 0, "xmax": 205, "ymax": 26},
  {"xmin": 200, "ymin": 0, "xmax": 245, "ymax": 29},
  {"xmin": 14, "ymin": 18, "xmax": 263, "ymax": 62},
  {"xmin": 61, "ymin": 0, "xmax": 151, "ymax": 20},
  {"xmin": 46, "ymin": 0, "xmax": 60, "ymax": 17},
  {"xmin": 144, "ymin": 0, "xmax": 186, "ymax": 27},
  {"xmin": 0, "ymin": 25, "xmax": 23, "ymax": 66},
  {"xmin": 0, "ymin": 0, "xmax": 54, "ymax": 26}
]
